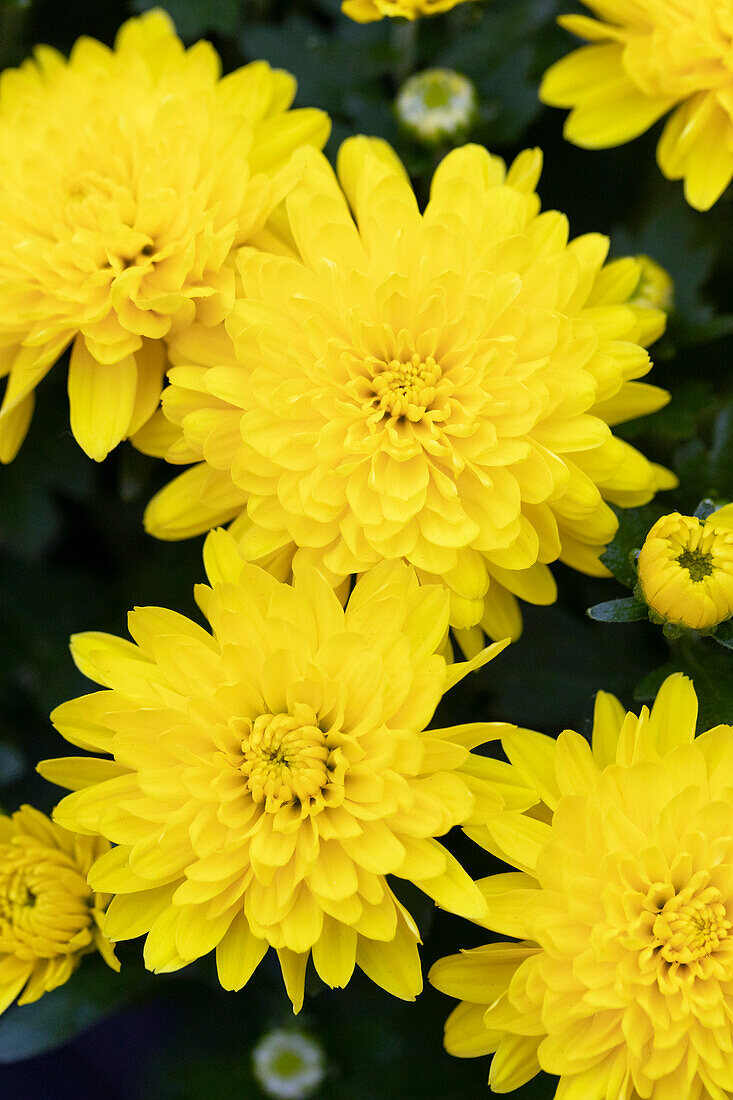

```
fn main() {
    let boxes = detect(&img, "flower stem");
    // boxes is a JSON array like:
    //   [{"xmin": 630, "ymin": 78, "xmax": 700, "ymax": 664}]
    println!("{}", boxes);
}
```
[{"xmin": 392, "ymin": 18, "xmax": 419, "ymax": 87}]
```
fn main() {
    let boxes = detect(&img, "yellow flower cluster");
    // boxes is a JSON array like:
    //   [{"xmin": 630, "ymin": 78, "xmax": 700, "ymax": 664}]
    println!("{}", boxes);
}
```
[
  {"xmin": 0, "ymin": 805, "xmax": 117, "ymax": 1015},
  {"xmin": 431, "ymin": 675, "xmax": 733, "ymax": 1099},
  {"xmin": 2, "ymin": 10, "xmax": 727, "ymax": 1085},
  {"xmin": 541, "ymin": 0, "xmax": 733, "ymax": 210},
  {"xmin": 0, "ymin": 10, "xmax": 329, "ymax": 462},
  {"xmin": 39, "ymin": 531, "xmax": 522, "ymax": 1010},
  {"xmin": 140, "ymin": 139, "xmax": 674, "ymax": 646}
]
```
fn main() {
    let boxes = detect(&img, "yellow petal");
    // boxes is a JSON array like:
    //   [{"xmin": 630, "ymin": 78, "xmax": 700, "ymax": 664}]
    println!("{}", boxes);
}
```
[
  {"xmin": 68, "ymin": 338, "xmax": 137, "ymax": 461},
  {"xmin": 0, "ymin": 391, "xmax": 34, "ymax": 463}
]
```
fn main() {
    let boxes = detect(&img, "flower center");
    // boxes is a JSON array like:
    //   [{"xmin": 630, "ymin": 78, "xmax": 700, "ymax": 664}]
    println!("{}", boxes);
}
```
[
  {"xmin": 0, "ymin": 876, "xmax": 35, "ymax": 923},
  {"xmin": 369, "ymin": 353, "xmax": 442, "ymax": 421},
  {"xmin": 652, "ymin": 886, "xmax": 731, "ymax": 964},
  {"xmin": 677, "ymin": 547, "xmax": 714, "ymax": 582},
  {"xmin": 240, "ymin": 713, "xmax": 331, "ymax": 810}
]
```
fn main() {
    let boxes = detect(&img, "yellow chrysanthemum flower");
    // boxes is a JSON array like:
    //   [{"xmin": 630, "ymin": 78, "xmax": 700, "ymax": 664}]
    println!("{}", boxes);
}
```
[
  {"xmin": 0, "ymin": 804, "xmax": 118, "ymax": 1015},
  {"xmin": 142, "ymin": 138, "xmax": 675, "ymax": 647},
  {"xmin": 0, "ymin": 9, "xmax": 329, "ymax": 463},
  {"xmin": 38, "ymin": 531, "xmax": 528, "ymax": 1012},
  {"xmin": 637, "ymin": 508, "xmax": 733, "ymax": 630},
  {"xmin": 342, "ymin": 0, "xmax": 469, "ymax": 23},
  {"xmin": 540, "ymin": 1, "xmax": 733, "ymax": 211},
  {"xmin": 430, "ymin": 673, "xmax": 733, "ymax": 1098}
]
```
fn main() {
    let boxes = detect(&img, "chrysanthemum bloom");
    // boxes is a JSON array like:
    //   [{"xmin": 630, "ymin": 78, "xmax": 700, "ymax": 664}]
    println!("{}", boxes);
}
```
[
  {"xmin": 142, "ymin": 139, "xmax": 674, "ymax": 647},
  {"xmin": 0, "ymin": 10, "xmax": 329, "ymax": 463},
  {"xmin": 430, "ymin": 673, "xmax": 733, "ymax": 1097},
  {"xmin": 396, "ymin": 70, "xmax": 478, "ymax": 147},
  {"xmin": 540, "ymin": 2, "xmax": 733, "ymax": 211},
  {"xmin": 0, "ymin": 805, "xmax": 118, "ymax": 1015},
  {"xmin": 637, "ymin": 509, "xmax": 733, "ymax": 630},
  {"xmin": 342, "ymin": 0, "xmax": 469, "ymax": 23},
  {"xmin": 38, "ymin": 531, "xmax": 529, "ymax": 1011}
]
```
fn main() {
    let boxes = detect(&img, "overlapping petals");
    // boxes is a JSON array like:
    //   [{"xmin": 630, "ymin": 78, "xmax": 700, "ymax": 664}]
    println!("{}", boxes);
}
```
[
  {"xmin": 143, "ymin": 137, "xmax": 674, "ymax": 647},
  {"xmin": 430, "ymin": 674, "xmax": 733, "ymax": 1098},
  {"xmin": 39, "ymin": 532, "xmax": 530, "ymax": 1011},
  {"xmin": 0, "ymin": 9, "xmax": 329, "ymax": 462},
  {"xmin": 0, "ymin": 806, "xmax": 117, "ymax": 1016},
  {"xmin": 540, "ymin": 1, "xmax": 733, "ymax": 210}
]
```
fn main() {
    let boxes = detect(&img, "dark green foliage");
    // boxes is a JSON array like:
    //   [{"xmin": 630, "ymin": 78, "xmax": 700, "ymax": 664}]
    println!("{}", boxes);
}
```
[{"xmin": 587, "ymin": 597, "xmax": 648, "ymax": 624}]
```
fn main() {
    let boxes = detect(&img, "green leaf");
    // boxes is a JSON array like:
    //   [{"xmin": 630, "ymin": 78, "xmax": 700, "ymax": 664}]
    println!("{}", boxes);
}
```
[
  {"xmin": 712, "ymin": 620, "xmax": 733, "ymax": 651},
  {"xmin": 0, "ymin": 959, "xmax": 147, "ymax": 1063},
  {"xmin": 635, "ymin": 636, "xmax": 733, "ymax": 730},
  {"xmin": 600, "ymin": 504, "xmax": 667, "ymax": 589},
  {"xmin": 587, "ymin": 597, "xmax": 648, "ymax": 623},
  {"xmin": 131, "ymin": 0, "xmax": 241, "ymax": 38}
]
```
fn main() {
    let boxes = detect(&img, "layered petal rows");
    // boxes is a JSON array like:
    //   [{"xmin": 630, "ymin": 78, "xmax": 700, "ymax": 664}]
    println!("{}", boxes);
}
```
[
  {"xmin": 0, "ymin": 9, "xmax": 329, "ymax": 462},
  {"xmin": 431, "ymin": 675, "xmax": 733, "ymax": 1099},
  {"xmin": 40, "ymin": 531, "xmax": 529, "ymax": 1011},
  {"xmin": 143, "ymin": 138, "xmax": 674, "ymax": 646},
  {"xmin": 541, "ymin": 0, "xmax": 733, "ymax": 210},
  {"xmin": 0, "ymin": 806, "xmax": 117, "ymax": 1016}
]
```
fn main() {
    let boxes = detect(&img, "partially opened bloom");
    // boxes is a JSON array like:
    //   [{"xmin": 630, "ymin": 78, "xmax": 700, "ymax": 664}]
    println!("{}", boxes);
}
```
[
  {"xmin": 395, "ymin": 69, "xmax": 478, "ymax": 147},
  {"xmin": 143, "ymin": 138, "xmax": 674, "ymax": 646},
  {"xmin": 637, "ymin": 507, "xmax": 733, "ymax": 630},
  {"xmin": 0, "ymin": 9, "xmax": 329, "ymax": 462},
  {"xmin": 0, "ymin": 805, "xmax": 118, "ymax": 1015},
  {"xmin": 430, "ymin": 674, "xmax": 733, "ymax": 1098},
  {"xmin": 540, "ymin": 2, "xmax": 733, "ymax": 211},
  {"xmin": 252, "ymin": 1028, "xmax": 326, "ymax": 1099},
  {"xmin": 39, "ymin": 531, "xmax": 528, "ymax": 1011}
]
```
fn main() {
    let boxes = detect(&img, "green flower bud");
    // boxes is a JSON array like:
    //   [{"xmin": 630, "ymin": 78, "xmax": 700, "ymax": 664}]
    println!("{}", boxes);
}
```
[
  {"xmin": 396, "ymin": 68, "xmax": 478, "ymax": 146},
  {"xmin": 252, "ymin": 1028, "xmax": 326, "ymax": 1099}
]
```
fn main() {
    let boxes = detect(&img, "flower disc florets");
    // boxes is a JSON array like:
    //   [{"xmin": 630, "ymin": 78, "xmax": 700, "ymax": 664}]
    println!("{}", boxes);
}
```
[
  {"xmin": 143, "ymin": 138, "xmax": 674, "ymax": 647},
  {"xmin": 430, "ymin": 674, "xmax": 733, "ymax": 1098},
  {"xmin": 39, "ymin": 531, "xmax": 526, "ymax": 1011},
  {"xmin": 0, "ymin": 805, "xmax": 117, "ymax": 1016},
  {"xmin": 637, "ymin": 510, "xmax": 733, "ymax": 630},
  {"xmin": 540, "ymin": 1, "xmax": 733, "ymax": 210},
  {"xmin": 0, "ymin": 9, "xmax": 329, "ymax": 463}
]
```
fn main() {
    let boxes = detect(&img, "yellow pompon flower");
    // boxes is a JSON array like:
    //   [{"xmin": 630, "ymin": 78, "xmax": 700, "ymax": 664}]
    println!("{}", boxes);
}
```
[
  {"xmin": 342, "ymin": 0, "xmax": 469, "ymax": 23},
  {"xmin": 38, "ymin": 531, "xmax": 529, "ymax": 1013},
  {"xmin": 0, "ymin": 10, "xmax": 330, "ymax": 463},
  {"xmin": 540, "ymin": 2, "xmax": 733, "ymax": 211},
  {"xmin": 430, "ymin": 674, "xmax": 733, "ymax": 1098},
  {"xmin": 142, "ymin": 139, "xmax": 675, "ymax": 648},
  {"xmin": 637, "ymin": 509, "xmax": 733, "ymax": 630},
  {"xmin": 0, "ymin": 805, "xmax": 118, "ymax": 1015}
]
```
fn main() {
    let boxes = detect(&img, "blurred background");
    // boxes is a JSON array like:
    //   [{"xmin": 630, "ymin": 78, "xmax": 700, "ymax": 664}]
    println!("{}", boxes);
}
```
[{"xmin": 0, "ymin": 0, "xmax": 731, "ymax": 1095}]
